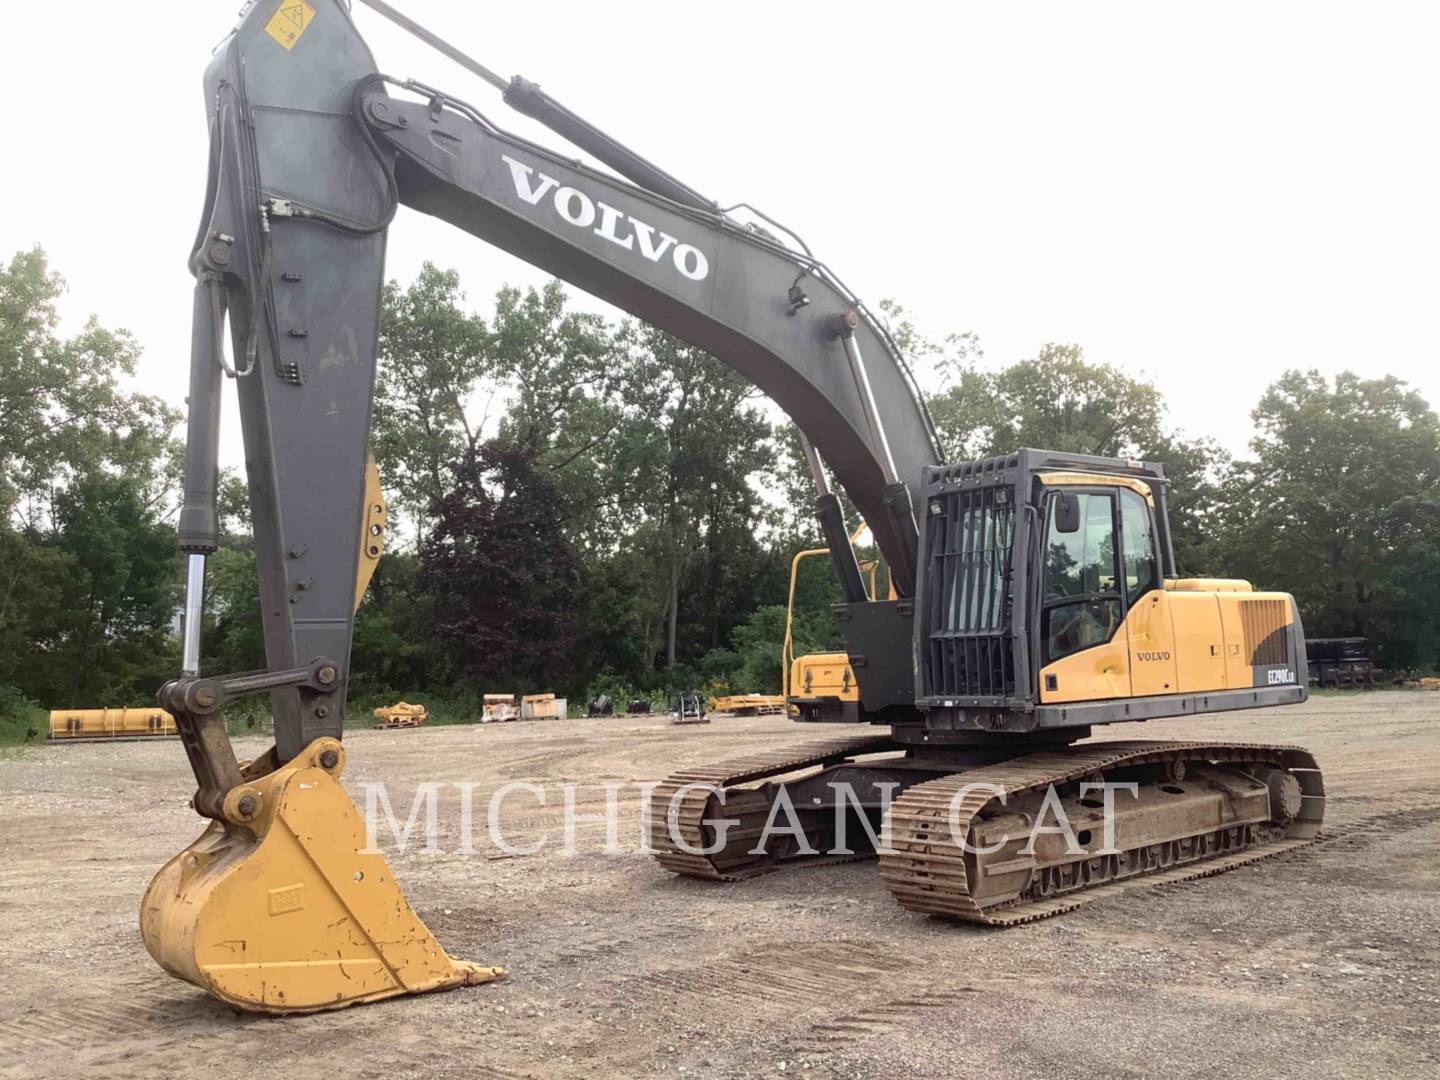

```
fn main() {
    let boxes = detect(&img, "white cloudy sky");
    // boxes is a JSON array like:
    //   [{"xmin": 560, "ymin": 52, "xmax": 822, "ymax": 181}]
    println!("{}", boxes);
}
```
[{"xmin": 2, "ymin": 0, "xmax": 1436, "ymax": 471}]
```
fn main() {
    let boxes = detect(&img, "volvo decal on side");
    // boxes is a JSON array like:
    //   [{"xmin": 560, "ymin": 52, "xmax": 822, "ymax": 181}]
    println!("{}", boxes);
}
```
[{"xmin": 502, "ymin": 154, "xmax": 710, "ymax": 282}]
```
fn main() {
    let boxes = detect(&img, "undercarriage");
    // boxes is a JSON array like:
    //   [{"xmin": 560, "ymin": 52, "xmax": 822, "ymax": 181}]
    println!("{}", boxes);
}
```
[{"xmin": 649, "ymin": 733, "xmax": 1325, "ymax": 923}]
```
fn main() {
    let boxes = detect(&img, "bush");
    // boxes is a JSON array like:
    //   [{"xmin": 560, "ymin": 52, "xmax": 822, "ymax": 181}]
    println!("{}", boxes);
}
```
[
  {"xmin": 579, "ymin": 673, "xmax": 644, "ymax": 717},
  {"xmin": 0, "ymin": 684, "xmax": 46, "ymax": 745}
]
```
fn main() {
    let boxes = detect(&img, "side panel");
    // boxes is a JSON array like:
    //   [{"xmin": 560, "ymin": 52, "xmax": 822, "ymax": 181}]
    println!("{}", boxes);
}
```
[
  {"xmin": 1043, "ymin": 588, "xmax": 1304, "ymax": 705},
  {"xmin": 1169, "ymin": 591, "xmax": 1229, "ymax": 692},
  {"xmin": 1218, "ymin": 592, "xmax": 1300, "ymax": 688},
  {"xmin": 1125, "ymin": 590, "xmax": 1178, "ymax": 696},
  {"xmin": 1038, "ymin": 635, "xmax": 1131, "ymax": 704}
]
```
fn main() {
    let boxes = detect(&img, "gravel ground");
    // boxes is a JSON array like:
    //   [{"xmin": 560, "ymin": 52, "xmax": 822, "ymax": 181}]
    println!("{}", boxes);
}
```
[{"xmin": 0, "ymin": 692, "xmax": 1437, "ymax": 1079}]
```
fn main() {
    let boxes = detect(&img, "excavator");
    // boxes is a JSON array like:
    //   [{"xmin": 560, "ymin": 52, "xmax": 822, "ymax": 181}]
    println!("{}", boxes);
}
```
[
  {"xmin": 147, "ymin": 0, "xmax": 1324, "ymax": 1015},
  {"xmin": 782, "ymin": 523, "xmax": 877, "ymax": 723}
]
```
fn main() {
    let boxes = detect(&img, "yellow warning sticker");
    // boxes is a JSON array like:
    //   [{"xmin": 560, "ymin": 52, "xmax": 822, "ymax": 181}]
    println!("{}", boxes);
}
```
[{"xmin": 264, "ymin": 1, "xmax": 317, "ymax": 51}]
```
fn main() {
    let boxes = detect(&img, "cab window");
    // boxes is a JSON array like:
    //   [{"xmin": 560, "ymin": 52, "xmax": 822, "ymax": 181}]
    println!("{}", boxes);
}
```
[
  {"xmin": 1042, "ymin": 491, "xmax": 1122, "ymax": 663},
  {"xmin": 1044, "ymin": 492, "xmax": 1117, "ymax": 599},
  {"xmin": 1119, "ymin": 489, "xmax": 1159, "ymax": 605}
]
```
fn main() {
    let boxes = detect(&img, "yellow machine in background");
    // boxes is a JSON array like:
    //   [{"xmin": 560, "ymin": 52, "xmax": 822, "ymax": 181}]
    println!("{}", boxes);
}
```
[
  {"xmin": 372, "ymin": 701, "xmax": 427, "ymax": 729},
  {"xmin": 521, "ymin": 693, "xmax": 566, "ymax": 720},
  {"xmin": 49, "ymin": 708, "xmax": 177, "ymax": 742},
  {"xmin": 782, "ymin": 524, "xmax": 889, "ymax": 724},
  {"xmin": 710, "ymin": 694, "xmax": 786, "ymax": 716}
]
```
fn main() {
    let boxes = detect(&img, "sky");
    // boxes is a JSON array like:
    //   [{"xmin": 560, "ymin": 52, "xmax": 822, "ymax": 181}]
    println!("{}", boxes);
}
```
[{"xmin": 2, "ymin": 0, "xmax": 1437, "ymax": 472}]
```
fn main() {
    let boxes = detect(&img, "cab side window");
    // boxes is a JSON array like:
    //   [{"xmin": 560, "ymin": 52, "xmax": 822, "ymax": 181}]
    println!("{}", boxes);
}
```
[
  {"xmin": 1119, "ymin": 489, "xmax": 1159, "ymax": 605},
  {"xmin": 1042, "ymin": 491, "xmax": 1122, "ymax": 663}
]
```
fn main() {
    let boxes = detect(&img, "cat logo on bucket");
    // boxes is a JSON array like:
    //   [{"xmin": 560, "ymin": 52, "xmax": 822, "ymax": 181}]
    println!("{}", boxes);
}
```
[{"xmin": 268, "ymin": 883, "xmax": 305, "ymax": 916}]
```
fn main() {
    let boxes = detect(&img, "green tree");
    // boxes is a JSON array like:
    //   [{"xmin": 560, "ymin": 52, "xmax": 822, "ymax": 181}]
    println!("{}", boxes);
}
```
[
  {"xmin": 490, "ymin": 280, "xmax": 631, "ymax": 552},
  {"xmin": 373, "ymin": 263, "xmax": 492, "ymax": 546},
  {"xmin": 880, "ymin": 298, "xmax": 986, "ymax": 461},
  {"xmin": 0, "ymin": 527, "xmax": 80, "ymax": 691},
  {"xmin": 1217, "ymin": 371, "xmax": 1440, "ymax": 669},
  {"xmin": 618, "ymin": 322, "xmax": 777, "ymax": 674},
  {"xmin": 12, "ymin": 474, "xmax": 179, "ymax": 705},
  {"xmin": 1, "ymin": 247, "xmax": 181, "ymax": 715},
  {"xmin": 0, "ymin": 247, "xmax": 178, "ymax": 523}
]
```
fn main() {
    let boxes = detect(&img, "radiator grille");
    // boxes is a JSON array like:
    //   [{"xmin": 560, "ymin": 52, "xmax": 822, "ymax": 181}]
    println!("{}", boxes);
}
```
[
  {"xmin": 923, "ymin": 485, "xmax": 1016, "ymax": 698},
  {"xmin": 1241, "ymin": 598, "xmax": 1289, "ymax": 666}
]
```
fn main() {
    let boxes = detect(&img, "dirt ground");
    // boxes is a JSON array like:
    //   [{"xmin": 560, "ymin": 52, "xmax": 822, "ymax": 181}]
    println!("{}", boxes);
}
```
[{"xmin": 1, "ymin": 693, "xmax": 1437, "ymax": 1079}]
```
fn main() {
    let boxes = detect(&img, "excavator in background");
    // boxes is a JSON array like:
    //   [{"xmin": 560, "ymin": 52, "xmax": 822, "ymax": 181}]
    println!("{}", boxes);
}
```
[
  {"xmin": 782, "ymin": 522, "xmax": 883, "ymax": 724},
  {"xmin": 148, "ymin": 0, "xmax": 1323, "ymax": 1016}
]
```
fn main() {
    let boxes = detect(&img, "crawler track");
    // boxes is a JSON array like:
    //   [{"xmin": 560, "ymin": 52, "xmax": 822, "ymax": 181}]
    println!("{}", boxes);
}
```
[
  {"xmin": 880, "ymin": 740, "xmax": 1324, "ymax": 925},
  {"xmin": 651, "ymin": 736, "xmax": 1325, "ymax": 925},
  {"xmin": 648, "ymin": 733, "xmax": 898, "ymax": 880}
]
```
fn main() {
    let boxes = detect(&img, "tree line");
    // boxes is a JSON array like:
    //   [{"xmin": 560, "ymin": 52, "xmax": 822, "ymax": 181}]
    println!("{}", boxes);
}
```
[{"xmin": 3, "ymin": 246, "xmax": 1437, "ymax": 738}]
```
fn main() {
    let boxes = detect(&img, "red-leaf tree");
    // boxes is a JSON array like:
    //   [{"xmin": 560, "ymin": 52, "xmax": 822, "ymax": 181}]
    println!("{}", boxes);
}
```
[{"xmin": 419, "ymin": 441, "xmax": 582, "ymax": 691}]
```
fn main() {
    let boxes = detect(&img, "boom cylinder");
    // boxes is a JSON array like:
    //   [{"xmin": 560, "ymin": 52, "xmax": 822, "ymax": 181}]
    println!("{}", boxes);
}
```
[
  {"xmin": 839, "ymin": 312, "xmax": 919, "ymax": 596},
  {"xmin": 840, "ymin": 311, "xmax": 899, "ymax": 486}
]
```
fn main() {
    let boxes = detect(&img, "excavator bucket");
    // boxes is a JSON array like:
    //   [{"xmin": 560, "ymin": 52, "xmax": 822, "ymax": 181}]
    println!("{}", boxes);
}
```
[{"xmin": 140, "ymin": 738, "xmax": 502, "ymax": 1014}]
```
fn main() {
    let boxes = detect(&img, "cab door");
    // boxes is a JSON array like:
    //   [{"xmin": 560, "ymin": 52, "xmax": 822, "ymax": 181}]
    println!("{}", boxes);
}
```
[
  {"xmin": 1118, "ymin": 488, "xmax": 1178, "ymax": 696},
  {"xmin": 1037, "ymin": 490, "xmax": 1131, "ymax": 703}
]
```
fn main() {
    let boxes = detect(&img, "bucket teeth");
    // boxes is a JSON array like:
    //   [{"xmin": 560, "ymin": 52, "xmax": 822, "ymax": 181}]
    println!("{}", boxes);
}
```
[{"xmin": 141, "ymin": 738, "xmax": 503, "ymax": 1014}]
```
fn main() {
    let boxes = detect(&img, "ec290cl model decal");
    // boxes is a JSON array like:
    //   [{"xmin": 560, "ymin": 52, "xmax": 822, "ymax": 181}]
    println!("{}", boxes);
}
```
[{"xmin": 502, "ymin": 155, "xmax": 710, "ymax": 283}]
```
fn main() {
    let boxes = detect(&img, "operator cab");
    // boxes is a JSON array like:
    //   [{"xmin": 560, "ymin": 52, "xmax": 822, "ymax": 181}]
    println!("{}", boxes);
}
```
[{"xmin": 816, "ymin": 449, "xmax": 1308, "ymax": 745}]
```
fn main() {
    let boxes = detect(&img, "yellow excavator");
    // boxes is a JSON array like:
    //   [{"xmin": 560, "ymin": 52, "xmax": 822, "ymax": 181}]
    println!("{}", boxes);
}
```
[
  {"xmin": 147, "ymin": 0, "xmax": 1321, "ymax": 1016},
  {"xmin": 782, "ymin": 522, "xmax": 881, "ymax": 724}
]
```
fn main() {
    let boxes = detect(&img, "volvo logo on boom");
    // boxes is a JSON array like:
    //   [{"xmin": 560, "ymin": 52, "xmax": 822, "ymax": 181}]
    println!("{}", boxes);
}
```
[{"xmin": 502, "ymin": 155, "xmax": 710, "ymax": 283}]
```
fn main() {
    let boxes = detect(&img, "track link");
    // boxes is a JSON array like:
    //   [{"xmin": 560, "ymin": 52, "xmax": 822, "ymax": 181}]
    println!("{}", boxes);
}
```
[
  {"xmin": 879, "ymin": 740, "xmax": 1324, "ymax": 925},
  {"xmin": 649, "ymin": 733, "xmax": 898, "ymax": 880}
]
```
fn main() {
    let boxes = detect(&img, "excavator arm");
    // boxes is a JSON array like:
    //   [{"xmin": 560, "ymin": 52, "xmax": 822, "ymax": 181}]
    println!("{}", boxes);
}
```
[{"xmin": 146, "ymin": 0, "xmax": 941, "ymax": 1014}]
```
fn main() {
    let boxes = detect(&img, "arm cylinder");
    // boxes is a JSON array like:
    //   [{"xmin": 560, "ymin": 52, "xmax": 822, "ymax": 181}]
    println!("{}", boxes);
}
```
[{"xmin": 177, "ymin": 278, "xmax": 223, "ymax": 556}]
